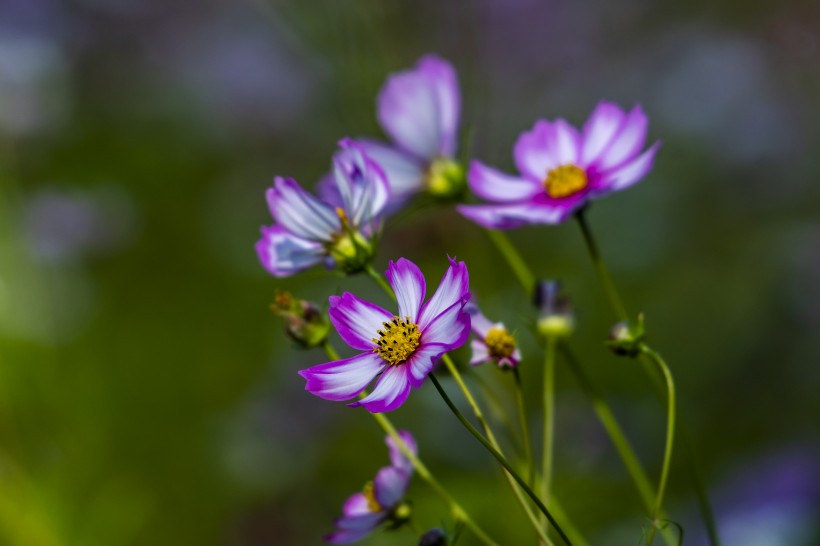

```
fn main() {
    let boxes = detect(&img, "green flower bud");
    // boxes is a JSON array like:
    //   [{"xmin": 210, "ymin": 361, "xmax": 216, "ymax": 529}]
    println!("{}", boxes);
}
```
[
  {"xmin": 271, "ymin": 291, "xmax": 330, "ymax": 348},
  {"xmin": 327, "ymin": 208, "xmax": 376, "ymax": 275},
  {"xmin": 425, "ymin": 157, "xmax": 466, "ymax": 201},
  {"xmin": 608, "ymin": 313, "xmax": 646, "ymax": 358}
]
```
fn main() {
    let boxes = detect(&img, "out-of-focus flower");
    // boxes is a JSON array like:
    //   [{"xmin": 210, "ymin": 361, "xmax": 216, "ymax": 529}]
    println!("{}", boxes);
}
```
[
  {"xmin": 299, "ymin": 257, "xmax": 471, "ymax": 413},
  {"xmin": 458, "ymin": 101, "xmax": 660, "ymax": 227},
  {"xmin": 355, "ymin": 55, "xmax": 465, "ymax": 205},
  {"xmin": 270, "ymin": 290, "xmax": 330, "ymax": 348},
  {"xmin": 418, "ymin": 528, "xmax": 449, "ymax": 546},
  {"xmin": 466, "ymin": 302, "xmax": 520, "ymax": 368},
  {"xmin": 534, "ymin": 280, "xmax": 574, "ymax": 339},
  {"xmin": 256, "ymin": 139, "xmax": 390, "ymax": 277},
  {"xmin": 326, "ymin": 431, "xmax": 417, "ymax": 544}
]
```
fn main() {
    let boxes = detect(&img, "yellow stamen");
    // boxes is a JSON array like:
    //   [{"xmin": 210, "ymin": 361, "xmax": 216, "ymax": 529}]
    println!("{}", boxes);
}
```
[
  {"xmin": 544, "ymin": 165, "xmax": 587, "ymax": 198},
  {"xmin": 485, "ymin": 327, "xmax": 516, "ymax": 359},
  {"xmin": 371, "ymin": 315, "xmax": 421, "ymax": 366},
  {"xmin": 362, "ymin": 481, "xmax": 381, "ymax": 512},
  {"xmin": 335, "ymin": 207, "xmax": 349, "ymax": 226}
]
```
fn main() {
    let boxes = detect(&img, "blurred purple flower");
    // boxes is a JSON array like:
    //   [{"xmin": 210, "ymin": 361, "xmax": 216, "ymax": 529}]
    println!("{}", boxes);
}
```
[
  {"xmin": 326, "ymin": 431, "xmax": 417, "ymax": 544},
  {"xmin": 458, "ymin": 101, "xmax": 660, "ymax": 227},
  {"xmin": 256, "ymin": 139, "xmax": 390, "ymax": 277},
  {"xmin": 466, "ymin": 302, "xmax": 520, "ymax": 368},
  {"xmin": 298, "ymin": 257, "xmax": 471, "ymax": 413},
  {"xmin": 354, "ymin": 54, "xmax": 464, "ymax": 204}
]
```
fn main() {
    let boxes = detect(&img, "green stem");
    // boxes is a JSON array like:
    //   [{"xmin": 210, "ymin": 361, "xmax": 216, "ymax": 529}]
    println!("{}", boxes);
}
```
[
  {"xmin": 540, "ymin": 338, "xmax": 557, "ymax": 522},
  {"xmin": 485, "ymin": 230, "xmax": 535, "ymax": 295},
  {"xmin": 365, "ymin": 265, "xmax": 394, "ymax": 300},
  {"xmin": 511, "ymin": 367, "xmax": 535, "ymax": 487},
  {"xmin": 640, "ymin": 345, "xmax": 676, "ymax": 546},
  {"xmin": 574, "ymin": 209, "xmax": 629, "ymax": 322},
  {"xmin": 429, "ymin": 373, "xmax": 573, "ymax": 546},
  {"xmin": 320, "ymin": 343, "xmax": 498, "ymax": 546}
]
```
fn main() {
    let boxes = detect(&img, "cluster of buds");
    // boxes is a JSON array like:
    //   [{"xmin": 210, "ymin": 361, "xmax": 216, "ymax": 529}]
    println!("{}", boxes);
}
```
[{"xmin": 270, "ymin": 290, "xmax": 330, "ymax": 349}]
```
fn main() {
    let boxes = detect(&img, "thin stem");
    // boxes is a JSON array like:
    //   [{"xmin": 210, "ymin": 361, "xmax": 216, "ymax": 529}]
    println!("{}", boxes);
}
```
[
  {"xmin": 540, "ymin": 338, "xmax": 557, "ymax": 523},
  {"xmin": 574, "ymin": 209, "xmax": 628, "ymax": 322},
  {"xmin": 511, "ymin": 367, "xmax": 535, "ymax": 487},
  {"xmin": 319, "ymin": 343, "xmax": 498, "ymax": 546},
  {"xmin": 640, "ymin": 345, "xmax": 676, "ymax": 546},
  {"xmin": 429, "ymin": 372, "xmax": 573, "ymax": 546},
  {"xmin": 485, "ymin": 229, "xmax": 535, "ymax": 295},
  {"xmin": 365, "ymin": 265, "xmax": 394, "ymax": 300},
  {"xmin": 441, "ymin": 356, "xmax": 554, "ymax": 546}
]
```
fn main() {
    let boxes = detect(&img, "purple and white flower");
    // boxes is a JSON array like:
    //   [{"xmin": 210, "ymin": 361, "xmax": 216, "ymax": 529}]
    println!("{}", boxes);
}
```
[
  {"xmin": 256, "ymin": 138, "xmax": 390, "ymax": 277},
  {"xmin": 458, "ymin": 101, "xmax": 661, "ymax": 227},
  {"xmin": 355, "ymin": 54, "xmax": 464, "ymax": 204},
  {"xmin": 298, "ymin": 257, "xmax": 471, "ymax": 413},
  {"xmin": 466, "ymin": 303, "xmax": 521, "ymax": 368},
  {"xmin": 326, "ymin": 431, "xmax": 418, "ymax": 544}
]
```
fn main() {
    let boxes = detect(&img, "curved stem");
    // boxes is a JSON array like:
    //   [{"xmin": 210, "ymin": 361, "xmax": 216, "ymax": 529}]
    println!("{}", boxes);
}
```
[
  {"xmin": 511, "ymin": 367, "xmax": 535, "ymax": 487},
  {"xmin": 640, "ymin": 345, "xmax": 676, "ymax": 546},
  {"xmin": 485, "ymin": 230, "xmax": 535, "ymax": 295},
  {"xmin": 319, "ymin": 343, "xmax": 498, "ymax": 546},
  {"xmin": 429, "ymin": 373, "xmax": 573, "ymax": 546},
  {"xmin": 540, "ymin": 338, "xmax": 557, "ymax": 519},
  {"xmin": 365, "ymin": 265, "xmax": 394, "ymax": 300},
  {"xmin": 574, "ymin": 209, "xmax": 628, "ymax": 322}
]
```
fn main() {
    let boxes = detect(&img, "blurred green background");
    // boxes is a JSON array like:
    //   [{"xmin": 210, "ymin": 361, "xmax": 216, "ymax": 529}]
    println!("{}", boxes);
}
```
[{"xmin": 1, "ymin": 0, "xmax": 819, "ymax": 544}]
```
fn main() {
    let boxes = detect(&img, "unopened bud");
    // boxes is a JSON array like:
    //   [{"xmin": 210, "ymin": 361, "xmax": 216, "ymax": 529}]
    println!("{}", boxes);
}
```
[
  {"xmin": 271, "ymin": 290, "xmax": 330, "ymax": 348},
  {"xmin": 534, "ymin": 280, "xmax": 574, "ymax": 339},
  {"xmin": 425, "ymin": 157, "xmax": 466, "ymax": 201},
  {"xmin": 608, "ymin": 313, "xmax": 646, "ymax": 357},
  {"xmin": 418, "ymin": 528, "xmax": 448, "ymax": 546}
]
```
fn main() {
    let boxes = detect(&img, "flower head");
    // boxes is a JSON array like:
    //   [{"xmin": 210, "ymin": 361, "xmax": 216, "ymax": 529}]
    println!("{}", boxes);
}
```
[
  {"xmin": 458, "ymin": 101, "xmax": 661, "ymax": 227},
  {"xmin": 326, "ymin": 431, "xmax": 417, "ymax": 545},
  {"xmin": 466, "ymin": 303, "xmax": 521, "ymax": 368},
  {"xmin": 256, "ymin": 138, "xmax": 390, "ymax": 277},
  {"xmin": 298, "ymin": 257, "xmax": 471, "ymax": 412},
  {"xmin": 355, "ymin": 54, "xmax": 465, "ymax": 205}
]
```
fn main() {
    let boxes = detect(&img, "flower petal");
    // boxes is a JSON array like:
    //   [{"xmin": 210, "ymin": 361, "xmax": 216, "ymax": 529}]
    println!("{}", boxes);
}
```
[
  {"xmin": 418, "ymin": 258, "xmax": 469, "ymax": 330},
  {"xmin": 329, "ymin": 293, "xmax": 393, "ymax": 351},
  {"xmin": 325, "ymin": 526, "xmax": 377, "ymax": 545},
  {"xmin": 467, "ymin": 161, "xmax": 542, "ymax": 202},
  {"xmin": 334, "ymin": 512, "xmax": 384, "ymax": 531},
  {"xmin": 342, "ymin": 493, "xmax": 372, "ymax": 518},
  {"xmin": 333, "ymin": 138, "xmax": 391, "ymax": 226},
  {"xmin": 386, "ymin": 258, "xmax": 426, "ymax": 320},
  {"xmin": 356, "ymin": 139, "xmax": 425, "ymax": 201},
  {"xmin": 267, "ymin": 177, "xmax": 339, "ymax": 241},
  {"xmin": 377, "ymin": 61, "xmax": 440, "ymax": 161},
  {"xmin": 514, "ymin": 120, "xmax": 558, "ymax": 181},
  {"xmin": 469, "ymin": 339, "xmax": 490, "ymax": 366},
  {"xmin": 458, "ymin": 202, "xmax": 570, "ymax": 229},
  {"xmin": 373, "ymin": 465, "xmax": 410, "ymax": 508},
  {"xmin": 405, "ymin": 342, "xmax": 448, "ymax": 387},
  {"xmin": 351, "ymin": 365, "xmax": 411, "ymax": 413},
  {"xmin": 255, "ymin": 225, "xmax": 324, "ymax": 277},
  {"xmin": 596, "ymin": 141, "xmax": 661, "ymax": 193},
  {"xmin": 550, "ymin": 119, "xmax": 582, "ymax": 166},
  {"xmin": 465, "ymin": 302, "xmax": 494, "ymax": 338},
  {"xmin": 416, "ymin": 54, "xmax": 460, "ymax": 157},
  {"xmin": 298, "ymin": 352, "xmax": 385, "ymax": 402},
  {"xmin": 420, "ymin": 299, "xmax": 470, "ymax": 351},
  {"xmin": 594, "ymin": 104, "xmax": 648, "ymax": 171},
  {"xmin": 386, "ymin": 430, "xmax": 417, "ymax": 473},
  {"xmin": 581, "ymin": 101, "xmax": 626, "ymax": 165}
]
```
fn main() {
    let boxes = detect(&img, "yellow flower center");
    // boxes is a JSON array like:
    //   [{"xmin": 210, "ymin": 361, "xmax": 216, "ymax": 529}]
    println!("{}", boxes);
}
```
[
  {"xmin": 485, "ymin": 327, "xmax": 516, "ymax": 359},
  {"xmin": 372, "ymin": 315, "xmax": 421, "ymax": 366},
  {"xmin": 362, "ymin": 481, "xmax": 382, "ymax": 512},
  {"xmin": 543, "ymin": 165, "xmax": 588, "ymax": 198}
]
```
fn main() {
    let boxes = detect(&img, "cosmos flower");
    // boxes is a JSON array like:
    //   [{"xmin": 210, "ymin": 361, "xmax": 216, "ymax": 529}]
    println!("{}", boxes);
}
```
[
  {"xmin": 256, "ymin": 138, "xmax": 390, "ymax": 277},
  {"xmin": 466, "ymin": 303, "xmax": 521, "ymax": 368},
  {"xmin": 458, "ymin": 101, "xmax": 661, "ymax": 227},
  {"xmin": 355, "ymin": 54, "xmax": 465, "ymax": 204},
  {"xmin": 298, "ymin": 257, "xmax": 471, "ymax": 412},
  {"xmin": 326, "ymin": 431, "xmax": 418, "ymax": 544}
]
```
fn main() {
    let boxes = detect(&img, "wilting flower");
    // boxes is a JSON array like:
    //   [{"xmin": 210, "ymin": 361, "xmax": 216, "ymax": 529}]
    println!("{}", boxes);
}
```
[
  {"xmin": 355, "ymin": 54, "xmax": 465, "ymax": 204},
  {"xmin": 458, "ymin": 101, "xmax": 661, "ymax": 227},
  {"xmin": 326, "ymin": 431, "xmax": 417, "ymax": 544},
  {"xmin": 466, "ymin": 303, "xmax": 521, "ymax": 368},
  {"xmin": 299, "ymin": 257, "xmax": 471, "ymax": 412},
  {"xmin": 256, "ymin": 138, "xmax": 390, "ymax": 277}
]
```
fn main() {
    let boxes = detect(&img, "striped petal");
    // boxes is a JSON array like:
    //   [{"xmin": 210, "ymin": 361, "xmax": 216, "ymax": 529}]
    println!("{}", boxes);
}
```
[
  {"xmin": 386, "ymin": 258, "xmax": 426, "ymax": 320},
  {"xmin": 418, "ymin": 258, "xmax": 469, "ymax": 330},
  {"xmin": 467, "ymin": 161, "xmax": 542, "ymax": 202},
  {"xmin": 329, "ymin": 293, "xmax": 393, "ymax": 351},
  {"xmin": 255, "ymin": 225, "xmax": 324, "ymax": 277},
  {"xmin": 351, "ymin": 365, "xmax": 412, "ymax": 413},
  {"xmin": 266, "ymin": 177, "xmax": 339, "ymax": 242},
  {"xmin": 298, "ymin": 352, "xmax": 385, "ymax": 402}
]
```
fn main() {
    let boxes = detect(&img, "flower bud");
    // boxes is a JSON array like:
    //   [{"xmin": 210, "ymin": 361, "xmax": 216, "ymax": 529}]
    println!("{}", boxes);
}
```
[
  {"xmin": 608, "ymin": 313, "xmax": 646, "ymax": 357},
  {"xmin": 425, "ymin": 157, "xmax": 466, "ymax": 201},
  {"xmin": 270, "ymin": 290, "xmax": 330, "ymax": 348},
  {"xmin": 418, "ymin": 528, "xmax": 448, "ymax": 546},
  {"xmin": 327, "ymin": 209, "xmax": 376, "ymax": 275},
  {"xmin": 534, "ymin": 280, "xmax": 574, "ymax": 339}
]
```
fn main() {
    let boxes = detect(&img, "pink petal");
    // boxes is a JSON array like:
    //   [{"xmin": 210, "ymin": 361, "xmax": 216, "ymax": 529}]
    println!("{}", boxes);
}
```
[
  {"xmin": 581, "ymin": 101, "xmax": 626, "ymax": 165},
  {"xmin": 386, "ymin": 430, "xmax": 417, "ymax": 472},
  {"xmin": 416, "ymin": 55, "xmax": 460, "ymax": 157},
  {"xmin": 377, "ymin": 64, "xmax": 440, "ymax": 160},
  {"xmin": 458, "ymin": 201, "xmax": 569, "ymax": 229},
  {"xmin": 356, "ymin": 139, "xmax": 425, "ymax": 200},
  {"xmin": 594, "ymin": 104, "xmax": 648, "ymax": 171},
  {"xmin": 298, "ymin": 352, "xmax": 385, "ymax": 402},
  {"xmin": 420, "ymin": 299, "xmax": 470, "ymax": 351},
  {"xmin": 597, "ymin": 141, "xmax": 661, "ymax": 193},
  {"xmin": 266, "ymin": 177, "xmax": 339, "ymax": 241},
  {"xmin": 386, "ymin": 258, "xmax": 426, "ymax": 320},
  {"xmin": 351, "ymin": 365, "xmax": 412, "ymax": 413},
  {"xmin": 329, "ymin": 293, "xmax": 393, "ymax": 351},
  {"xmin": 469, "ymin": 339, "xmax": 491, "ymax": 366},
  {"xmin": 550, "ymin": 119, "xmax": 582, "ymax": 166},
  {"xmin": 514, "ymin": 120, "xmax": 559, "ymax": 180},
  {"xmin": 467, "ymin": 161, "xmax": 542, "ymax": 202},
  {"xmin": 405, "ymin": 342, "xmax": 448, "ymax": 387},
  {"xmin": 255, "ymin": 225, "xmax": 324, "ymax": 277},
  {"xmin": 418, "ymin": 258, "xmax": 469, "ymax": 330},
  {"xmin": 373, "ymin": 465, "xmax": 409, "ymax": 508}
]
